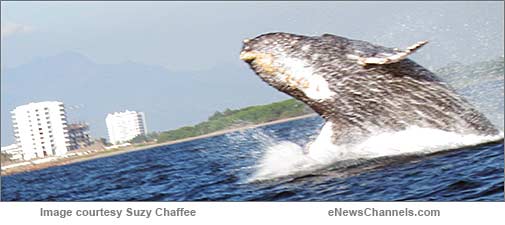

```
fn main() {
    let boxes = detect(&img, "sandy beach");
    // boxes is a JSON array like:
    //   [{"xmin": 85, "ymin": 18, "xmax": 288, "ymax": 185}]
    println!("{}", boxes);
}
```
[{"xmin": 1, "ymin": 113, "xmax": 318, "ymax": 176}]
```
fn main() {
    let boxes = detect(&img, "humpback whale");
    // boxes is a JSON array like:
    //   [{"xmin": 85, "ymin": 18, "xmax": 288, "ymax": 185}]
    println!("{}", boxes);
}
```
[{"xmin": 239, "ymin": 32, "xmax": 500, "ymax": 150}]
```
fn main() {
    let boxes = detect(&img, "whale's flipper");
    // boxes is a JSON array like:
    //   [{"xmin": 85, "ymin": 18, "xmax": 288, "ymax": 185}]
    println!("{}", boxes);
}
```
[
  {"xmin": 346, "ymin": 40, "xmax": 428, "ymax": 66},
  {"xmin": 305, "ymin": 121, "xmax": 336, "ymax": 154}
]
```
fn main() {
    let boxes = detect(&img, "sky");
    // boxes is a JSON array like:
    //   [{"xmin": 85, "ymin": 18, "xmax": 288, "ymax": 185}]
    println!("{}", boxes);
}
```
[
  {"xmin": 1, "ymin": 1, "xmax": 504, "ymax": 145},
  {"xmin": 2, "ymin": 1, "xmax": 503, "ymax": 70}
]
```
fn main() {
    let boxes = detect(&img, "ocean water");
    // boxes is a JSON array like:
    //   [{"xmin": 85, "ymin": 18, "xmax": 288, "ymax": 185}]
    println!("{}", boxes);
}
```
[{"xmin": 1, "ymin": 116, "xmax": 503, "ymax": 201}]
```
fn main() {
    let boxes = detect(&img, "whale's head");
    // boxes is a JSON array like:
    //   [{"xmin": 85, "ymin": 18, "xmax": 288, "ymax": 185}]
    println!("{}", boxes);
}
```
[
  {"xmin": 239, "ymin": 32, "xmax": 353, "ymax": 102},
  {"xmin": 240, "ymin": 32, "xmax": 430, "ymax": 103}
]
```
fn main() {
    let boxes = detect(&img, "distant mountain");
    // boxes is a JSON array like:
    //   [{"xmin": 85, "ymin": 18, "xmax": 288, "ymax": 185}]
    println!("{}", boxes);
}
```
[{"xmin": 1, "ymin": 52, "xmax": 287, "ymax": 145}]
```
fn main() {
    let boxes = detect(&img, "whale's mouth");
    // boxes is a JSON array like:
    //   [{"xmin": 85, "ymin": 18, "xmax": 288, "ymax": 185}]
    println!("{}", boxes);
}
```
[
  {"xmin": 240, "ymin": 46, "xmax": 336, "ymax": 101},
  {"xmin": 239, "ymin": 49, "xmax": 279, "ymax": 77},
  {"xmin": 240, "ymin": 38, "xmax": 257, "ymax": 63},
  {"xmin": 239, "ymin": 51, "xmax": 257, "ymax": 63}
]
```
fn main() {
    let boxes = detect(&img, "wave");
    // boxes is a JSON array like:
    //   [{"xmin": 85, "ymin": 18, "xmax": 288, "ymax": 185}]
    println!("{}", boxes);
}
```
[{"xmin": 247, "ymin": 126, "xmax": 503, "ymax": 182}]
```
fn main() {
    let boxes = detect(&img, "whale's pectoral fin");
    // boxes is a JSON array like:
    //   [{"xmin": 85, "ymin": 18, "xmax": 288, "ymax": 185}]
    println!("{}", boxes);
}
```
[
  {"xmin": 305, "ymin": 121, "xmax": 337, "ymax": 154},
  {"xmin": 347, "ymin": 40, "xmax": 428, "ymax": 66}
]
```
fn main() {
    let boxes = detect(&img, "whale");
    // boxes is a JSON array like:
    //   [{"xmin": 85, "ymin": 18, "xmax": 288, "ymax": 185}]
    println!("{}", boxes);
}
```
[{"xmin": 239, "ymin": 32, "xmax": 500, "ymax": 150}]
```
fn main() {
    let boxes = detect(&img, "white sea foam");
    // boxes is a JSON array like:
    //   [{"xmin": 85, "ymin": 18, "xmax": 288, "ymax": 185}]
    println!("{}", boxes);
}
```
[{"xmin": 248, "ymin": 126, "xmax": 503, "ymax": 182}]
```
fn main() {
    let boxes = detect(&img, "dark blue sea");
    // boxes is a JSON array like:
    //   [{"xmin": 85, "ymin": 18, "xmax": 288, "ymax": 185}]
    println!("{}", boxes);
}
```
[{"xmin": 1, "ymin": 116, "xmax": 503, "ymax": 201}]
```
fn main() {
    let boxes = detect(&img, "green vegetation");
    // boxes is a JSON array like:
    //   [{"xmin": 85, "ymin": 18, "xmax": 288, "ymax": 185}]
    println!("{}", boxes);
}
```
[
  {"xmin": 130, "ymin": 132, "xmax": 160, "ymax": 144},
  {"xmin": 156, "ymin": 99, "xmax": 313, "ymax": 143}
]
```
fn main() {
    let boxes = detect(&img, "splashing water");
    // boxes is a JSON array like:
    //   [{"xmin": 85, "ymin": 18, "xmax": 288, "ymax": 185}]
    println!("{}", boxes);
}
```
[{"xmin": 248, "ymin": 126, "xmax": 503, "ymax": 182}]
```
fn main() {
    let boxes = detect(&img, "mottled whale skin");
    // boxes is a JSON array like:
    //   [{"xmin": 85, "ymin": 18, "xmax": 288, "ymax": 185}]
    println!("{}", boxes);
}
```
[{"xmin": 239, "ymin": 32, "xmax": 500, "ymax": 146}]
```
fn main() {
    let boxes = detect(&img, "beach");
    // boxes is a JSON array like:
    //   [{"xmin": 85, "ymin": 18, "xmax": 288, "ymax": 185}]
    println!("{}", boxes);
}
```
[{"xmin": 1, "ymin": 113, "xmax": 318, "ymax": 176}]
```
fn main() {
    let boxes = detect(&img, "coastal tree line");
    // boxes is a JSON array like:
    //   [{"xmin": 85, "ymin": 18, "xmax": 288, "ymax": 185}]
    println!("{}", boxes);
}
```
[{"xmin": 128, "ymin": 98, "xmax": 314, "ymax": 144}]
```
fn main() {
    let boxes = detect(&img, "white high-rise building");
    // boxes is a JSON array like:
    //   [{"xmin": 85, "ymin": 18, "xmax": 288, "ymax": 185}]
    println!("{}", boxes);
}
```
[
  {"xmin": 105, "ymin": 110, "xmax": 147, "ymax": 145},
  {"xmin": 11, "ymin": 101, "xmax": 70, "ymax": 160}
]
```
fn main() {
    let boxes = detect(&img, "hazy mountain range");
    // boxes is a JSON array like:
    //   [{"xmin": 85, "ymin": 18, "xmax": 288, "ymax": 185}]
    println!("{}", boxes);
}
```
[{"xmin": 1, "ymin": 52, "xmax": 287, "ymax": 145}]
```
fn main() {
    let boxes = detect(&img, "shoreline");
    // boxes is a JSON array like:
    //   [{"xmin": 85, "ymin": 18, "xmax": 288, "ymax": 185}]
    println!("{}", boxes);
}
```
[{"xmin": 1, "ymin": 113, "xmax": 318, "ymax": 176}]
